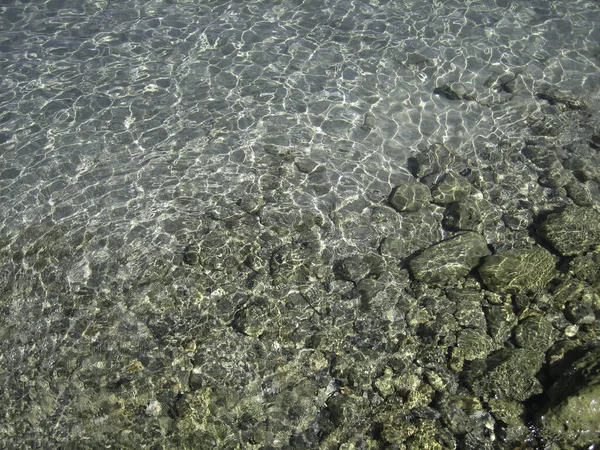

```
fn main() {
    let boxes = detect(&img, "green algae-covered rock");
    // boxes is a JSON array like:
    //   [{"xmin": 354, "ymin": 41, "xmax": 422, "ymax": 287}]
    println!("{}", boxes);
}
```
[
  {"xmin": 484, "ymin": 303, "xmax": 517, "ymax": 344},
  {"xmin": 477, "ymin": 246, "xmax": 556, "ymax": 294},
  {"xmin": 567, "ymin": 251, "xmax": 600, "ymax": 285},
  {"xmin": 449, "ymin": 289, "xmax": 487, "ymax": 329},
  {"xmin": 456, "ymin": 328, "xmax": 496, "ymax": 361},
  {"xmin": 565, "ymin": 180, "xmax": 594, "ymax": 207},
  {"xmin": 487, "ymin": 398, "xmax": 532, "ymax": 446},
  {"xmin": 535, "ymin": 346, "xmax": 600, "ymax": 448},
  {"xmin": 539, "ymin": 205, "xmax": 600, "ymax": 256},
  {"xmin": 408, "ymin": 232, "xmax": 490, "ymax": 285},
  {"xmin": 513, "ymin": 314, "xmax": 559, "ymax": 352},
  {"xmin": 466, "ymin": 348, "xmax": 545, "ymax": 402},
  {"xmin": 388, "ymin": 179, "xmax": 432, "ymax": 212}
]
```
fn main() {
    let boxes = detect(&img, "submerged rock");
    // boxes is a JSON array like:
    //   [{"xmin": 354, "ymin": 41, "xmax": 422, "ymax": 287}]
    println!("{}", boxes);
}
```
[
  {"xmin": 434, "ymin": 83, "xmax": 475, "ymax": 101},
  {"xmin": 484, "ymin": 303, "xmax": 517, "ymax": 344},
  {"xmin": 566, "ymin": 251, "xmax": 600, "ymax": 285},
  {"xmin": 388, "ymin": 179, "xmax": 431, "ymax": 212},
  {"xmin": 513, "ymin": 314, "xmax": 559, "ymax": 352},
  {"xmin": 409, "ymin": 143, "xmax": 467, "ymax": 180},
  {"xmin": 538, "ymin": 205, "xmax": 600, "ymax": 256},
  {"xmin": 466, "ymin": 348, "xmax": 545, "ymax": 402},
  {"xmin": 477, "ymin": 246, "xmax": 557, "ymax": 294},
  {"xmin": 456, "ymin": 328, "xmax": 496, "ymax": 361},
  {"xmin": 379, "ymin": 207, "xmax": 444, "ymax": 260},
  {"xmin": 535, "ymin": 85, "xmax": 587, "ymax": 112},
  {"xmin": 534, "ymin": 346, "xmax": 600, "ymax": 448},
  {"xmin": 430, "ymin": 171, "xmax": 472, "ymax": 205},
  {"xmin": 335, "ymin": 254, "xmax": 385, "ymax": 283},
  {"xmin": 443, "ymin": 196, "xmax": 501, "ymax": 232},
  {"xmin": 408, "ymin": 232, "xmax": 490, "ymax": 285}
]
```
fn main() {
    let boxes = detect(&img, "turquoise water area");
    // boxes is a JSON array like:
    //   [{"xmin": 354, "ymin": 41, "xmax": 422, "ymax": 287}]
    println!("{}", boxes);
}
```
[{"xmin": 1, "ymin": 0, "xmax": 600, "ymax": 448}]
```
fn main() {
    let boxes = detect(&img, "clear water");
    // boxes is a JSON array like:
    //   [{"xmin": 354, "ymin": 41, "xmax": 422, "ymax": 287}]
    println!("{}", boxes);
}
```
[{"xmin": 1, "ymin": 0, "xmax": 599, "ymax": 447}]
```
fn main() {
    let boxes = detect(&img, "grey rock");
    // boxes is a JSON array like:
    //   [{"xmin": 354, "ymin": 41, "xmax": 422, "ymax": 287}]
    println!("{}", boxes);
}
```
[
  {"xmin": 535, "ymin": 85, "xmax": 587, "ymax": 112},
  {"xmin": 562, "ymin": 151, "xmax": 600, "ymax": 182},
  {"xmin": 528, "ymin": 114, "xmax": 562, "ymax": 136},
  {"xmin": 564, "ymin": 301, "xmax": 596, "ymax": 325},
  {"xmin": 388, "ymin": 180, "xmax": 431, "ymax": 212},
  {"xmin": 183, "ymin": 243, "xmax": 201, "ymax": 266},
  {"xmin": 335, "ymin": 254, "xmax": 385, "ymax": 283},
  {"xmin": 443, "ymin": 196, "xmax": 501, "ymax": 232},
  {"xmin": 270, "ymin": 236, "xmax": 322, "ymax": 286},
  {"xmin": 550, "ymin": 278, "xmax": 588, "ymax": 308},
  {"xmin": 434, "ymin": 83, "xmax": 475, "ymax": 101},
  {"xmin": 196, "ymin": 230, "xmax": 254, "ymax": 270},
  {"xmin": 478, "ymin": 246, "xmax": 556, "ymax": 294},
  {"xmin": 522, "ymin": 143, "xmax": 561, "ymax": 169},
  {"xmin": 295, "ymin": 158, "xmax": 321, "ymax": 174},
  {"xmin": 408, "ymin": 232, "xmax": 491, "ymax": 285},
  {"xmin": 567, "ymin": 252, "xmax": 600, "ymax": 284},
  {"xmin": 409, "ymin": 143, "xmax": 467, "ymax": 180},
  {"xmin": 431, "ymin": 171, "xmax": 472, "ymax": 205},
  {"xmin": 538, "ymin": 162, "xmax": 571, "ymax": 188},
  {"xmin": 502, "ymin": 209, "xmax": 533, "ymax": 231},
  {"xmin": 591, "ymin": 131, "xmax": 600, "ymax": 148},
  {"xmin": 539, "ymin": 205, "xmax": 600, "ymax": 256}
]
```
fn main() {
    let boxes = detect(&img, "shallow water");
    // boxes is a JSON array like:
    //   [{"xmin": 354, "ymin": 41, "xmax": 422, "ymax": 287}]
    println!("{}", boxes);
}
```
[{"xmin": 1, "ymin": 0, "xmax": 599, "ymax": 447}]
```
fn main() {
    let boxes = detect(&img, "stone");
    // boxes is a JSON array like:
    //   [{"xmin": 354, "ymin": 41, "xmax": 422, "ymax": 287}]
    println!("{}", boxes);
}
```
[
  {"xmin": 448, "ymin": 289, "xmax": 487, "ymax": 329},
  {"xmin": 564, "ymin": 301, "xmax": 596, "ymax": 325},
  {"xmin": 183, "ymin": 243, "xmax": 200, "ymax": 266},
  {"xmin": 534, "ymin": 346, "xmax": 600, "ymax": 448},
  {"xmin": 567, "ymin": 252, "xmax": 600, "ymax": 284},
  {"xmin": 562, "ymin": 151, "xmax": 600, "ymax": 182},
  {"xmin": 522, "ymin": 143, "xmax": 561, "ymax": 169},
  {"xmin": 335, "ymin": 254, "xmax": 385, "ymax": 283},
  {"xmin": 431, "ymin": 171, "xmax": 472, "ymax": 205},
  {"xmin": 538, "ymin": 162, "xmax": 571, "ymax": 188},
  {"xmin": 456, "ymin": 329, "xmax": 495, "ymax": 361},
  {"xmin": 484, "ymin": 304, "xmax": 517, "ymax": 344},
  {"xmin": 409, "ymin": 143, "xmax": 467, "ymax": 179},
  {"xmin": 539, "ymin": 205, "xmax": 600, "ymax": 256},
  {"xmin": 528, "ymin": 114, "xmax": 562, "ymax": 136},
  {"xmin": 513, "ymin": 315, "xmax": 559, "ymax": 352},
  {"xmin": 388, "ymin": 180, "xmax": 431, "ymax": 212},
  {"xmin": 565, "ymin": 181, "xmax": 594, "ymax": 207},
  {"xmin": 467, "ymin": 348, "xmax": 545, "ymax": 402},
  {"xmin": 379, "ymin": 208, "xmax": 444, "ymax": 260},
  {"xmin": 477, "ymin": 246, "xmax": 557, "ymax": 294},
  {"xmin": 434, "ymin": 83, "xmax": 474, "ymax": 101},
  {"xmin": 443, "ymin": 196, "xmax": 500, "ymax": 232},
  {"xmin": 408, "ymin": 232, "xmax": 490, "ymax": 285},
  {"xmin": 270, "ymin": 236, "xmax": 322, "ymax": 285},
  {"xmin": 535, "ymin": 85, "xmax": 587, "ymax": 112}
]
